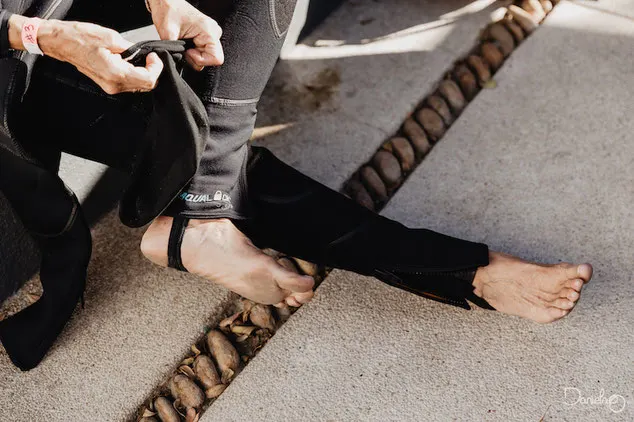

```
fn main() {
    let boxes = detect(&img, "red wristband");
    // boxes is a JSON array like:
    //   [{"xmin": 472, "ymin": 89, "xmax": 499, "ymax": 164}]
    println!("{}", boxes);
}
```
[{"xmin": 21, "ymin": 18, "xmax": 43, "ymax": 55}]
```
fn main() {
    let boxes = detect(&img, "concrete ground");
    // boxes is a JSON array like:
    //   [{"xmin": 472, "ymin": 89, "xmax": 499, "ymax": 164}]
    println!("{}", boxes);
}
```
[
  {"xmin": 1, "ymin": 1, "xmax": 633, "ymax": 421},
  {"xmin": 203, "ymin": 2, "xmax": 634, "ymax": 421},
  {"xmin": 0, "ymin": 1, "xmax": 501, "ymax": 421}
]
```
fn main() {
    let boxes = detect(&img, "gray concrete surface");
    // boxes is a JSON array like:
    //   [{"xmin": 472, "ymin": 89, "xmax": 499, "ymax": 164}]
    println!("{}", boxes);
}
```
[
  {"xmin": 573, "ymin": 0, "xmax": 634, "ymax": 18},
  {"xmin": 0, "ymin": 210, "xmax": 234, "ymax": 422},
  {"xmin": 0, "ymin": 154, "xmax": 128, "ymax": 302},
  {"xmin": 0, "ymin": 1, "xmax": 499, "ymax": 420},
  {"xmin": 255, "ymin": 0, "xmax": 501, "ymax": 189},
  {"xmin": 202, "ymin": 2, "xmax": 634, "ymax": 421}
]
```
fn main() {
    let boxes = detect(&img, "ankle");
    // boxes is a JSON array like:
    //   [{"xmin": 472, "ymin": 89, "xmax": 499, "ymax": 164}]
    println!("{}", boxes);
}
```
[
  {"xmin": 472, "ymin": 252, "xmax": 499, "ymax": 297},
  {"xmin": 187, "ymin": 217, "xmax": 233, "ymax": 229}
]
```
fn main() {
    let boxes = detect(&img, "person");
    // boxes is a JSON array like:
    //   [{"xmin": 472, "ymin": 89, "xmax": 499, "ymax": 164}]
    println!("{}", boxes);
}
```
[{"xmin": 0, "ymin": 0, "xmax": 592, "ymax": 366}]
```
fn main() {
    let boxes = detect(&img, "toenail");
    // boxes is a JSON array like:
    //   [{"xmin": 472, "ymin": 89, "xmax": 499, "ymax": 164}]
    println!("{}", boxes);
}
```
[
  {"xmin": 569, "ymin": 291, "xmax": 579, "ymax": 301},
  {"xmin": 574, "ymin": 280, "xmax": 582, "ymax": 289}
]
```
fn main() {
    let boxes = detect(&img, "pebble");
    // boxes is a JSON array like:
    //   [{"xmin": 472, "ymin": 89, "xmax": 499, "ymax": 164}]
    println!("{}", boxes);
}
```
[
  {"xmin": 154, "ymin": 397, "xmax": 180, "ymax": 422},
  {"xmin": 453, "ymin": 64, "xmax": 479, "ymax": 100},
  {"xmin": 277, "ymin": 257, "xmax": 299, "ymax": 273},
  {"xmin": 194, "ymin": 355, "xmax": 221, "ymax": 389},
  {"xmin": 372, "ymin": 150, "xmax": 402, "ymax": 188},
  {"xmin": 486, "ymin": 23, "xmax": 515, "ymax": 57},
  {"xmin": 249, "ymin": 303, "xmax": 276, "ymax": 332},
  {"xmin": 521, "ymin": 0, "xmax": 546, "ymax": 22},
  {"xmin": 504, "ymin": 19, "xmax": 525, "ymax": 43},
  {"xmin": 388, "ymin": 137, "xmax": 416, "ymax": 172},
  {"xmin": 426, "ymin": 95, "xmax": 453, "ymax": 125},
  {"xmin": 466, "ymin": 55, "xmax": 491, "ymax": 85},
  {"xmin": 293, "ymin": 258, "xmax": 319, "ymax": 276},
  {"xmin": 508, "ymin": 5, "xmax": 539, "ymax": 33},
  {"xmin": 360, "ymin": 166, "xmax": 388, "ymax": 202},
  {"xmin": 437, "ymin": 80, "xmax": 466, "ymax": 113},
  {"xmin": 169, "ymin": 374, "xmax": 205, "ymax": 410},
  {"xmin": 275, "ymin": 303, "xmax": 292, "ymax": 323},
  {"xmin": 206, "ymin": 330, "xmax": 240, "ymax": 383},
  {"xmin": 480, "ymin": 42, "xmax": 504, "ymax": 71},
  {"xmin": 402, "ymin": 118, "xmax": 431, "ymax": 159},
  {"xmin": 540, "ymin": 0, "xmax": 554, "ymax": 13},
  {"xmin": 416, "ymin": 108, "xmax": 446, "ymax": 142},
  {"xmin": 345, "ymin": 178, "xmax": 375, "ymax": 210}
]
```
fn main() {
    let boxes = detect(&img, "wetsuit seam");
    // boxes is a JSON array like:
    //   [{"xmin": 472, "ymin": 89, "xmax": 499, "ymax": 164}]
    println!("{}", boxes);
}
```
[{"xmin": 203, "ymin": 96, "xmax": 260, "ymax": 106}]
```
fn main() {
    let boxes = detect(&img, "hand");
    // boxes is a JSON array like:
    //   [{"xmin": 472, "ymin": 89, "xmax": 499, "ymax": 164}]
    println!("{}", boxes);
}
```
[
  {"xmin": 148, "ymin": 0, "xmax": 224, "ymax": 71},
  {"xmin": 9, "ymin": 15, "xmax": 163, "ymax": 94}
]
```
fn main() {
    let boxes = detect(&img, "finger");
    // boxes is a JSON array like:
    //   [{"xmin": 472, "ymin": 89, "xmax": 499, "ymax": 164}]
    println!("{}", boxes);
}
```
[
  {"xmin": 184, "ymin": 54, "xmax": 205, "ymax": 71},
  {"xmin": 186, "ymin": 46, "xmax": 223, "ymax": 68},
  {"xmin": 111, "ymin": 54, "xmax": 164, "ymax": 92},
  {"xmin": 144, "ymin": 52, "xmax": 164, "ymax": 83}
]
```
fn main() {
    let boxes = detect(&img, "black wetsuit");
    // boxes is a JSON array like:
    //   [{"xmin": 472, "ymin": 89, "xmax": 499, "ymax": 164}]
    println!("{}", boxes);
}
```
[{"xmin": 0, "ymin": 0, "xmax": 490, "ymax": 370}]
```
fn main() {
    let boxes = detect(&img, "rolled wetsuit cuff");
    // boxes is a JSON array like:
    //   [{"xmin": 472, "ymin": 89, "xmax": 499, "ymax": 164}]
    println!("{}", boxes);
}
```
[{"xmin": 0, "ymin": 10, "xmax": 13, "ymax": 57}]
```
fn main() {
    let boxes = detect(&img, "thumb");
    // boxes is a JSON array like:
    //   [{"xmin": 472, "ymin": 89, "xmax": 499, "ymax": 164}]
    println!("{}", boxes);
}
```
[
  {"xmin": 107, "ymin": 31, "xmax": 134, "ymax": 54},
  {"xmin": 160, "ymin": 23, "xmax": 181, "ymax": 40}
]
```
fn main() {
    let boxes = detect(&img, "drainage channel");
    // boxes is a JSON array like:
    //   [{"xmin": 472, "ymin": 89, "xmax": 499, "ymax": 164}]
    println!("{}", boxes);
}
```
[{"xmin": 133, "ymin": 1, "xmax": 558, "ymax": 421}]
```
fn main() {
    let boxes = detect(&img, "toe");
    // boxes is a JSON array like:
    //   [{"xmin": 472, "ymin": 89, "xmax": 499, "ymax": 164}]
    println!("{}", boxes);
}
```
[
  {"xmin": 561, "ymin": 287, "xmax": 580, "ymax": 302},
  {"xmin": 566, "ymin": 278, "xmax": 584, "ymax": 292},
  {"xmin": 577, "ymin": 263, "xmax": 593, "ymax": 282},
  {"xmin": 560, "ymin": 263, "xmax": 581, "ymax": 280},
  {"xmin": 552, "ymin": 298, "xmax": 575, "ymax": 310},
  {"xmin": 291, "ymin": 290, "xmax": 314, "ymax": 305},
  {"xmin": 286, "ymin": 297, "xmax": 301, "ymax": 307},
  {"xmin": 267, "ymin": 257, "xmax": 315, "ymax": 293},
  {"xmin": 544, "ymin": 307, "xmax": 569, "ymax": 323},
  {"xmin": 271, "ymin": 262, "xmax": 315, "ymax": 293}
]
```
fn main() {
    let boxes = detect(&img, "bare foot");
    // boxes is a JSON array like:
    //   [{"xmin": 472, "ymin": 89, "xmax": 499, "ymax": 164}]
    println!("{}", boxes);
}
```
[
  {"xmin": 141, "ymin": 217, "xmax": 315, "ymax": 306},
  {"xmin": 473, "ymin": 252, "xmax": 593, "ymax": 323}
]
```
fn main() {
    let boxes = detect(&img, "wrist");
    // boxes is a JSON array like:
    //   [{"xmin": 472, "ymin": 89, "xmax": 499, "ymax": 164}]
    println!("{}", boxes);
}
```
[
  {"xmin": 7, "ymin": 15, "xmax": 61, "ymax": 56},
  {"xmin": 147, "ymin": 0, "xmax": 173, "ymax": 12},
  {"xmin": 36, "ymin": 19, "xmax": 65, "ymax": 57},
  {"xmin": 7, "ymin": 14, "xmax": 27, "ymax": 50}
]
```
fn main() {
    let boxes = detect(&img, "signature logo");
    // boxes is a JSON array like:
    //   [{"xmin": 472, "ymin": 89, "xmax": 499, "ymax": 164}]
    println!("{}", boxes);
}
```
[
  {"xmin": 179, "ymin": 190, "xmax": 233, "ymax": 208},
  {"xmin": 561, "ymin": 388, "xmax": 626, "ymax": 414}
]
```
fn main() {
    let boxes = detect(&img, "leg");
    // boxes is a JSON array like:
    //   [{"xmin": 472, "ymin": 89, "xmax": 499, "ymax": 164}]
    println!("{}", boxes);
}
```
[
  {"xmin": 130, "ymin": 0, "xmax": 316, "ymax": 306},
  {"xmin": 241, "ymin": 147, "xmax": 593, "ymax": 323},
  {"xmin": 139, "ymin": 0, "xmax": 593, "ymax": 320},
  {"xmin": 19, "ymin": 59, "xmax": 150, "ymax": 171}
]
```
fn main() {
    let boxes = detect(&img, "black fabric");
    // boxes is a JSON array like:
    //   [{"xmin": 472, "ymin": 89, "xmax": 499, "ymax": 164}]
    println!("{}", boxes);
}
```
[
  {"xmin": 270, "ymin": 0, "xmax": 294, "ymax": 37},
  {"xmin": 0, "ymin": 150, "xmax": 92, "ymax": 371},
  {"xmin": 164, "ymin": 0, "xmax": 295, "ymax": 220},
  {"xmin": 236, "ymin": 147, "xmax": 491, "ymax": 310},
  {"xmin": 0, "ymin": 0, "xmax": 493, "ymax": 372},
  {"xmin": 118, "ymin": 40, "xmax": 208, "ymax": 228},
  {"xmin": 168, "ymin": 215, "xmax": 190, "ymax": 271},
  {"xmin": 0, "ymin": 10, "xmax": 12, "ymax": 58}
]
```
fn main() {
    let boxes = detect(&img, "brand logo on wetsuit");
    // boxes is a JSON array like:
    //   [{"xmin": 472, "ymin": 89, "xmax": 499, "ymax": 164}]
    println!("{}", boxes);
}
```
[{"xmin": 179, "ymin": 190, "xmax": 233, "ymax": 209}]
